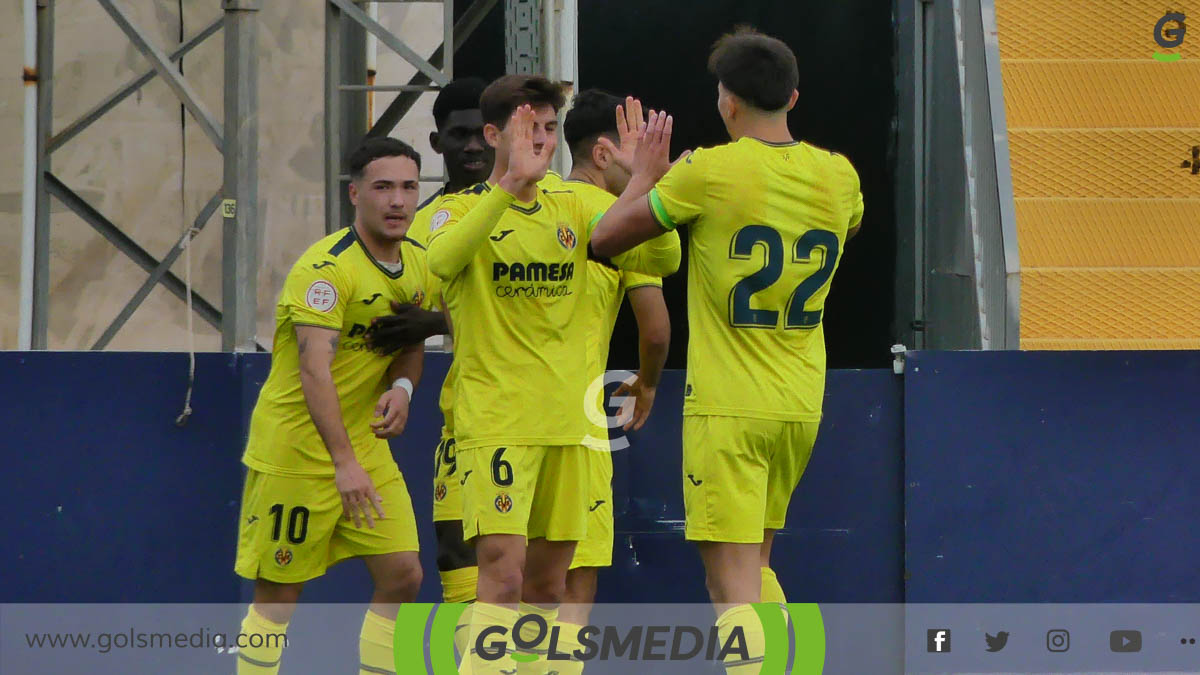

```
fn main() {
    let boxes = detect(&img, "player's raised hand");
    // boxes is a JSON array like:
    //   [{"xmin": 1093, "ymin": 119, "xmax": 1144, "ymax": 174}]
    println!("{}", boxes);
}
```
[
  {"xmin": 598, "ymin": 96, "xmax": 645, "ymax": 172},
  {"xmin": 631, "ymin": 109, "xmax": 674, "ymax": 184},
  {"xmin": 334, "ymin": 459, "xmax": 386, "ymax": 528},
  {"xmin": 371, "ymin": 387, "xmax": 410, "ymax": 439},
  {"xmin": 501, "ymin": 104, "xmax": 552, "ymax": 193}
]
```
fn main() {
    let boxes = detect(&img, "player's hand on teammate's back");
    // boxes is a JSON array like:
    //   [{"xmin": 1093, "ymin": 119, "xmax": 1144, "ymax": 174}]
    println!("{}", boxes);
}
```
[
  {"xmin": 365, "ymin": 302, "xmax": 449, "ymax": 355},
  {"xmin": 334, "ymin": 460, "xmax": 385, "ymax": 528},
  {"xmin": 597, "ymin": 96, "xmax": 646, "ymax": 173},
  {"xmin": 614, "ymin": 372, "xmax": 658, "ymax": 432},
  {"xmin": 371, "ymin": 387, "xmax": 410, "ymax": 439},
  {"xmin": 631, "ymin": 110, "xmax": 674, "ymax": 185},
  {"xmin": 500, "ymin": 105, "xmax": 553, "ymax": 194}
]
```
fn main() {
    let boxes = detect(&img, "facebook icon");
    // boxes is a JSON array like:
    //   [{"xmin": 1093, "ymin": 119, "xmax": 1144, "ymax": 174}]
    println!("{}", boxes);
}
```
[{"xmin": 927, "ymin": 629, "xmax": 952, "ymax": 653}]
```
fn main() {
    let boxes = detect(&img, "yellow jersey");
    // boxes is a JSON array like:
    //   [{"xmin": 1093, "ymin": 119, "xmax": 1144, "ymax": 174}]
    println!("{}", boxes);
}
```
[
  {"xmin": 406, "ymin": 188, "xmax": 446, "ymax": 248},
  {"xmin": 406, "ymin": 173, "xmax": 566, "ymax": 439},
  {"xmin": 649, "ymin": 137, "xmax": 864, "ymax": 421},
  {"xmin": 428, "ymin": 179, "xmax": 678, "ymax": 450},
  {"xmin": 242, "ymin": 227, "xmax": 433, "ymax": 476},
  {"xmin": 566, "ymin": 179, "xmax": 662, "ymax": 442}
]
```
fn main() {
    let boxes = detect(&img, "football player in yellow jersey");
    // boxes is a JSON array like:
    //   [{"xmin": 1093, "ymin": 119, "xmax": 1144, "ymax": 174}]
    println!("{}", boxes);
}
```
[
  {"xmin": 592, "ymin": 29, "xmax": 864, "ymax": 675},
  {"xmin": 558, "ymin": 89, "xmax": 670, "ymax": 656},
  {"xmin": 233, "ymin": 138, "xmax": 434, "ymax": 675},
  {"xmin": 403, "ymin": 78, "xmax": 495, "ymax": 624},
  {"xmin": 425, "ymin": 74, "xmax": 680, "ymax": 674},
  {"xmin": 409, "ymin": 77, "xmax": 493, "ymax": 247}
]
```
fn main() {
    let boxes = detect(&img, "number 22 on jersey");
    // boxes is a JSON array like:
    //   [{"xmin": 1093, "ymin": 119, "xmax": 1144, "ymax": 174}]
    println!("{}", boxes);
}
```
[{"xmin": 727, "ymin": 225, "xmax": 840, "ymax": 330}]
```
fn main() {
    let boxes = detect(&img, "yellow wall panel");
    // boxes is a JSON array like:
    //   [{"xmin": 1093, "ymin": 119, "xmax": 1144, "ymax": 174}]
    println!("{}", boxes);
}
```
[
  {"xmin": 995, "ymin": 0, "xmax": 1188, "ymax": 60},
  {"xmin": 1021, "ymin": 269, "xmax": 1200, "ymax": 340},
  {"xmin": 1009, "ymin": 130, "xmax": 1200, "ymax": 199},
  {"xmin": 997, "ymin": 0, "xmax": 1199, "ymax": 349},
  {"xmin": 1016, "ymin": 200, "xmax": 1200, "ymax": 267},
  {"xmin": 1001, "ymin": 62, "xmax": 1200, "ymax": 128}
]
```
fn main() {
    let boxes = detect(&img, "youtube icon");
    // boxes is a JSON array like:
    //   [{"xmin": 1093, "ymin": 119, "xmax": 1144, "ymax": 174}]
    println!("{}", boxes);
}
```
[{"xmin": 1110, "ymin": 630, "xmax": 1142, "ymax": 653}]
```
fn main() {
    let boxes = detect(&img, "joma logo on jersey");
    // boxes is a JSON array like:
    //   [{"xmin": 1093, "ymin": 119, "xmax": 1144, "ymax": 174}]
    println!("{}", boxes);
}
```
[{"xmin": 492, "ymin": 261, "xmax": 575, "ymax": 282}]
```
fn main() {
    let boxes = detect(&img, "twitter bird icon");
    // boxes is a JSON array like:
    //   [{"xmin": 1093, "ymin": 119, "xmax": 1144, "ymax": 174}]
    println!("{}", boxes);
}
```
[{"xmin": 985, "ymin": 632, "xmax": 1010, "ymax": 652}]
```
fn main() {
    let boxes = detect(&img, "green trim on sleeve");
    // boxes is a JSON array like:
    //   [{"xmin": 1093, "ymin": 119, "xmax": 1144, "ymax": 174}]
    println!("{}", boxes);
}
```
[{"xmin": 647, "ymin": 189, "xmax": 677, "ymax": 231}]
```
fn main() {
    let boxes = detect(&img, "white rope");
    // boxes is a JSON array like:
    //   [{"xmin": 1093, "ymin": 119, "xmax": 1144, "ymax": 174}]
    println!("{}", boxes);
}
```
[
  {"xmin": 175, "ymin": 219, "xmax": 196, "ymax": 427},
  {"xmin": 174, "ymin": 0, "xmax": 194, "ymax": 428}
]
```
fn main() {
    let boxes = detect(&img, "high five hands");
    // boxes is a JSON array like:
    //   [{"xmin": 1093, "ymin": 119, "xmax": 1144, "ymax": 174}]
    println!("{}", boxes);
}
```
[{"xmin": 597, "ymin": 96, "xmax": 645, "ymax": 172}]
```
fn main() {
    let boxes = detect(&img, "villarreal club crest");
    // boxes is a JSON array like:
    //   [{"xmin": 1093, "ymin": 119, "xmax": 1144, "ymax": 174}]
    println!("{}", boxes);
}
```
[{"xmin": 556, "ymin": 223, "xmax": 577, "ymax": 250}]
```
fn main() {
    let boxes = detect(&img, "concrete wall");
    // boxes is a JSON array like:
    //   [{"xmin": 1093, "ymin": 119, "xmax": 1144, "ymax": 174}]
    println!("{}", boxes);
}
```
[{"xmin": 1, "ymin": 1, "xmax": 446, "ymax": 351}]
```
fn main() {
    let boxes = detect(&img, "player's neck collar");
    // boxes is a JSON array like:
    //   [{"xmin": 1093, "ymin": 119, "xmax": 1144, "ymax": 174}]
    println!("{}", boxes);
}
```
[
  {"xmin": 746, "ymin": 136, "xmax": 800, "ymax": 147},
  {"xmin": 350, "ymin": 224, "xmax": 406, "ymax": 279}
]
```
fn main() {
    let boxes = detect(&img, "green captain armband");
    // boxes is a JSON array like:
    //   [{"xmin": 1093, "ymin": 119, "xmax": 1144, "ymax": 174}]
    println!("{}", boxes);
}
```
[{"xmin": 647, "ymin": 189, "xmax": 678, "ymax": 231}]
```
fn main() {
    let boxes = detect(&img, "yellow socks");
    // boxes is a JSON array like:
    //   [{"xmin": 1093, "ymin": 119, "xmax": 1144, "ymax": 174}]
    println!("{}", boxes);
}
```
[
  {"xmin": 441, "ymin": 566, "xmax": 479, "ymax": 604},
  {"xmin": 441, "ymin": 566, "xmax": 481, "ymax": 660},
  {"xmin": 515, "ymin": 602, "xmax": 558, "ymax": 674},
  {"xmin": 547, "ymin": 621, "xmax": 586, "ymax": 675},
  {"xmin": 715, "ymin": 604, "xmax": 766, "ymax": 675},
  {"xmin": 460, "ymin": 602, "xmax": 519, "ymax": 675},
  {"xmin": 237, "ymin": 605, "xmax": 288, "ymax": 675},
  {"xmin": 760, "ymin": 567, "xmax": 786, "ymax": 604},
  {"xmin": 359, "ymin": 609, "xmax": 396, "ymax": 675}
]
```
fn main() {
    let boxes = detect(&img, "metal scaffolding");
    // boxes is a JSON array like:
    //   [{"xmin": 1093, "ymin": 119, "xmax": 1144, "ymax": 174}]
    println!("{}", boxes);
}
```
[
  {"xmin": 21, "ymin": 0, "xmax": 260, "ymax": 352},
  {"xmin": 20, "ymin": 0, "xmax": 577, "ymax": 351}
]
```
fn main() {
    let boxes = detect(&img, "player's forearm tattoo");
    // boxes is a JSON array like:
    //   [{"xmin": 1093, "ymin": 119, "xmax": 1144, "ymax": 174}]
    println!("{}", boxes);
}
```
[
  {"xmin": 328, "ymin": 335, "xmax": 340, "ymax": 352},
  {"xmin": 298, "ymin": 336, "xmax": 308, "ymax": 355}
]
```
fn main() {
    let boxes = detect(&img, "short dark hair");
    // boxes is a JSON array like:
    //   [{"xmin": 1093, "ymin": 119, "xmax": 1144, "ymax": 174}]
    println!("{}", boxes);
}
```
[
  {"xmin": 564, "ymin": 89, "xmax": 625, "ymax": 161},
  {"xmin": 348, "ymin": 137, "xmax": 421, "ymax": 179},
  {"xmin": 479, "ymin": 74, "xmax": 566, "ymax": 129},
  {"xmin": 707, "ymin": 26, "xmax": 799, "ymax": 112},
  {"xmin": 432, "ymin": 77, "xmax": 487, "ymax": 129}
]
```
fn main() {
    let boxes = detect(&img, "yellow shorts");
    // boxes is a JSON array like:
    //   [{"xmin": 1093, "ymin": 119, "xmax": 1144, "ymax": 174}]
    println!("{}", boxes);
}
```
[
  {"xmin": 570, "ymin": 449, "xmax": 614, "ymax": 569},
  {"xmin": 682, "ymin": 415, "xmax": 819, "ymax": 543},
  {"xmin": 431, "ymin": 434, "xmax": 462, "ymax": 522},
  {"xmin": 458, "ymin": 445, "xmax": 590, "ymax": 542},
  {"xmin": 234, "ymin": 464, "xmax": 419, "ymax": 583}
]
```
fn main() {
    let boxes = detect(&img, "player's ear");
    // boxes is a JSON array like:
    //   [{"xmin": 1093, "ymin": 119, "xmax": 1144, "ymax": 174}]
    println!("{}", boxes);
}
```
[
  {"xmin": 592, "ymin": 140, "xmax": 609, "ymax": 169},
  {"xmin": 786, "ymin": 89, "xmax": 799, "ymax": 112},
  {"xmin": 483, "ymin": 122, "xmax": 503, "ymax": 149},
  {"xmin": 347, "ymin": 180, "xmax": 359, "ymax": 206},
  {"xmin": 429, "ymin": 130, "xmax": 442, "ymax": 154}
]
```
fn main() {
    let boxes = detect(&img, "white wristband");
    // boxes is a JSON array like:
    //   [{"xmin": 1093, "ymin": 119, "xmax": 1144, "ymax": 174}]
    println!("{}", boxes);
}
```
[{"xmin": 392, "ymin": 377, "xmax": 414, "ymax": 397}]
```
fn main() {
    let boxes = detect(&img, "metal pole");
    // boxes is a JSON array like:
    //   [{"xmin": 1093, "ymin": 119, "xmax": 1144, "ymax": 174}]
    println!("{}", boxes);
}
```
[
  {"xmin": 222, "ymin": 0, "xmax": 260, "ymax": 352},
  {"xmin": 31, "ymin": 0, "xmax": 54, "ymax": 349},
  {"xmin": 339, "ymin": 2, "xmax": 368, "ymax": 229},
  {"xmin": 19, "ymin": 0, "xmax": 38, "ymax": 349},
  {"xmin": 443, "ymin": 0, "xmax": 454, "ymax": 79},
  {"xmin": 324, "ymin": 1, "xmax": 342, "ymax": 234}
]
